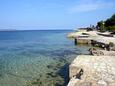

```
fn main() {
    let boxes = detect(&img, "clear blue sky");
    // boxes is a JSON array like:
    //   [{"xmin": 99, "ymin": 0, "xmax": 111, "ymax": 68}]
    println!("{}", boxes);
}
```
[{"xmin": 0, "ymin": 0, "xmax": 115, "ymax": 30}]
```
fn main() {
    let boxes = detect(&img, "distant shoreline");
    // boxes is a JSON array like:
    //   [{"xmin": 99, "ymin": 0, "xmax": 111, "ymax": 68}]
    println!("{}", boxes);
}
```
[
  {"xmin": 0, "ymin": 29, "xmax": 17, "ymax": 31},
  {"xmin": 0, "ymin": 29, "xmax": 73, "ymax": 31}
]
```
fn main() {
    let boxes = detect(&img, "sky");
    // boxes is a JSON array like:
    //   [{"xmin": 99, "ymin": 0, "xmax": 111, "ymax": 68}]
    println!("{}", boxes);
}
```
[{"xmin": 0, "ymin": 0, "xmax": 115, "ymax": 30}]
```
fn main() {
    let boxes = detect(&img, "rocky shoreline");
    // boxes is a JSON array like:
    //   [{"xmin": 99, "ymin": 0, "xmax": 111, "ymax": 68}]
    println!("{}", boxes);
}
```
[{"xmin": 67, "ymin": 30, "xmax": 115, "ymax": 86}]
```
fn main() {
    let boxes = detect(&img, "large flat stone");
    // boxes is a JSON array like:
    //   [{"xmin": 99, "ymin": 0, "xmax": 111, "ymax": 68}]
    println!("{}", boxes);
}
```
[{"xmin": 68, "ymin": 55, "xmax": 115, "ymax": 86}]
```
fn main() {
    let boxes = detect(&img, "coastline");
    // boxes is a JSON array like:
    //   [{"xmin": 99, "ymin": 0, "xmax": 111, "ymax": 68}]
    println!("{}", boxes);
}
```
[
  {"xmin": 0, "ymin": 30, "xmax": 91, "ymax": 86},
  {"xmin": 67, "ymin": 30, "xmax": 115, "ymax": 86}
]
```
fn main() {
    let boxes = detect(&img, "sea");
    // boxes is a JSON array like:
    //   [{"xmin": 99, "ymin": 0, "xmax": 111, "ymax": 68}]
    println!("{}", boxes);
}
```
[{"xmin": 0, "ymin": 30, "xmax": 90, "ymax": 86}]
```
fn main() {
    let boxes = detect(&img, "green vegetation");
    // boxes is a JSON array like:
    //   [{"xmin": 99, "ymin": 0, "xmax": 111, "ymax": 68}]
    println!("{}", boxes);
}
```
[
  {"xmin": 106, "ymin": 26, "xmax": 115, "ymax": 32},
  {"xmin": 109, "ymin": 42, "xmax": 114, "ymax": 47},
  {"xmin": 97, "ymin": 14, "xmax": 115, "ymax": 32},
  {"xmin": 105, "ymin": 14, "xmax": 115, "ymax": 27},
  {"xmin": 97, "ymin": 21, "xmax": 105, "ymax": 32}
]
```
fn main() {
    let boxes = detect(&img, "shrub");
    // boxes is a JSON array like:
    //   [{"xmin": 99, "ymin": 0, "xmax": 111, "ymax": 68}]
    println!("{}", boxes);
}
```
[
  {"xmin": 109, "ymin": 42, "xmax": 114, "ymax": 47},
  {"xmin": 106, "ymin": 26, "xmax": 115, "ymax": 32}
]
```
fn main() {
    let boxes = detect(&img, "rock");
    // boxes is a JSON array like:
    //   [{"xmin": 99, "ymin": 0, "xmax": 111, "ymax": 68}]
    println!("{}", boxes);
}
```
[
  {"xmin": 97, "ymin": 80, "xmax": 107, "ymax": 86},
  {"xmin": 68, "ymin": 55, "xmax": 115, "ymax": 86},
  {"xmin": 108, "ymin": 82, "xmax": 115, "ymax": 86},
  {"xmin": 77, "ymin": 82, "xmax": 92, "ymax": 86}
]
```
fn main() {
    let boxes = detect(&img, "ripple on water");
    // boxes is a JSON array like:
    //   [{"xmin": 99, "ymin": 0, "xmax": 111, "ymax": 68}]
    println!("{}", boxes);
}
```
[{"xmin": 0, "ymin": 30, "xmax": 91, "ymax": 86}]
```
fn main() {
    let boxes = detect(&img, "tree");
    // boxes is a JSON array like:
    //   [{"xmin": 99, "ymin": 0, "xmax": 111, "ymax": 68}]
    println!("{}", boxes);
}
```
[
  {"xmin": 97, "ymin": 21, "xmax": 105, "ymax": 32},
  {"xmin": 105, "ymin": 14, "xmax": 115, "ymax": 27},
  {"xmin": 105, "ymin": 14, "xmax": 115, "ymax": 32},
  {"xmin": 96, "ymin": 14, "xmax": 115, "ymax": 32}
]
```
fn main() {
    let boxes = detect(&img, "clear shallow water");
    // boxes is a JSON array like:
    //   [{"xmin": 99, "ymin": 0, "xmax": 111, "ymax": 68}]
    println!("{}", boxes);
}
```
[{"xmin": 0, "ymin": 30, "xmax": 90, "ymax": 86}]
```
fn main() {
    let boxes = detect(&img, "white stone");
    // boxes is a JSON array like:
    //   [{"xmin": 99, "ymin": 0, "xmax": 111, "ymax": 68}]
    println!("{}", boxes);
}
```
[{"xmin": 98, "ymin": 80, "xmax": 107, "ymax": 86}]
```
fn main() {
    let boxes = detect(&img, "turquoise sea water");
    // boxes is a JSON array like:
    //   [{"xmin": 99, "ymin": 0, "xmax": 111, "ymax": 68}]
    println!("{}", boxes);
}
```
[{"xmin": 0, "ymin": 30, "xmax": 90, "ymax": 86}]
